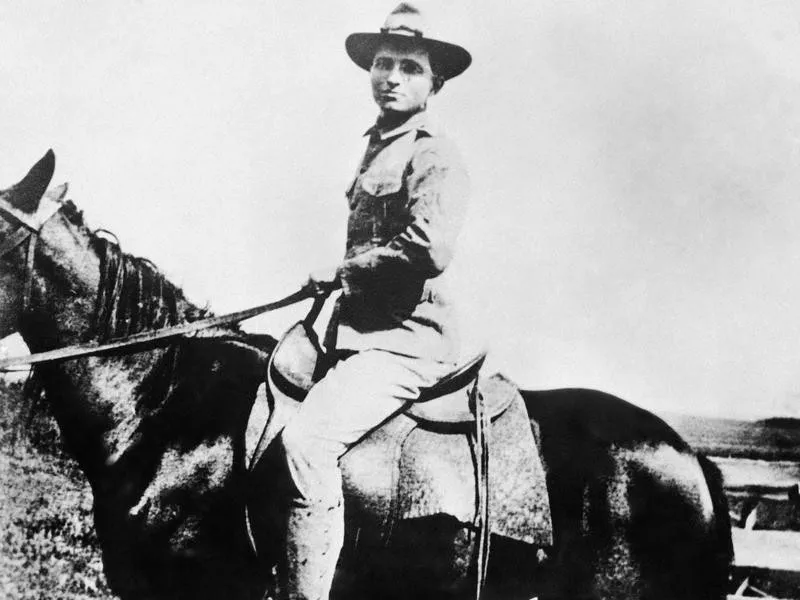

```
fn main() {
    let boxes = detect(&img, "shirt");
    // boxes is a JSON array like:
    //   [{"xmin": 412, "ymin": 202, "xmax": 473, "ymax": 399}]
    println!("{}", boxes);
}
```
[{"xmin": 332, "ymin": 110, "xmax": 470, "ymax": 362}]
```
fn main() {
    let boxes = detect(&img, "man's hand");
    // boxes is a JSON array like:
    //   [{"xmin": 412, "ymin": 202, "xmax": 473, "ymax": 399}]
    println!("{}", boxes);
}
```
[{"xmin": 305, "ymin": 264, "xmax": 342, "ymax": 296}]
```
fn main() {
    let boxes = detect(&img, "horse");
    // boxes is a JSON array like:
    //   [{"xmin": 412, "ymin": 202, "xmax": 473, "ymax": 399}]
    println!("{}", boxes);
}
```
[{"xmin": 0, "ymin": 151, "xmax": 732, "ymax": 600}]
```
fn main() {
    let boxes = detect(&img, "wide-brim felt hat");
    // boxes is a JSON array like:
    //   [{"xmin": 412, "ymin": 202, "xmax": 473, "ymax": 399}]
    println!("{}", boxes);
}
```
[{"xmin": 345, "ymin": 3, "xmax": 472, "ymax": 81}]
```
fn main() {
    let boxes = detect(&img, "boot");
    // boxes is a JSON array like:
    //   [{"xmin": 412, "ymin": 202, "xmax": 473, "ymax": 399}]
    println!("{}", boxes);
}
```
[{"xmin": 281, "ymin": 500, "xmax": 344, "ymax": 600}]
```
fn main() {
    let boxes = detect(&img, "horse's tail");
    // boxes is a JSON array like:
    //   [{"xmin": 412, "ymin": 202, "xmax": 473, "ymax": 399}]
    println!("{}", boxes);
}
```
[{"xmin": 697, "ymin": 453, "xmax": 734, "ymax": 599}]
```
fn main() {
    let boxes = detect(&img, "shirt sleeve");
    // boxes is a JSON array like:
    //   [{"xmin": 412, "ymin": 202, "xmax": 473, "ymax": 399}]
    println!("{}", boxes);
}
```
[{"xmin": 338, "ymin": 137, "xmax": 470, "ymax": 297}]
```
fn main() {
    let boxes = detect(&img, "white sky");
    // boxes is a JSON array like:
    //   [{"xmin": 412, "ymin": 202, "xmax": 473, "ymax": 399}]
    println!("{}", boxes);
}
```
[{"xmin": 2, "ymin": 0, "xmax": 800, "ymax": 418}]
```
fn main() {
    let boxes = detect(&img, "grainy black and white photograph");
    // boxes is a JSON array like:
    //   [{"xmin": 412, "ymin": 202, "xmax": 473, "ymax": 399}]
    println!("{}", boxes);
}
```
[{"xmin": 1, "ymin": 1, "xmax": 799, "ymax": 599}]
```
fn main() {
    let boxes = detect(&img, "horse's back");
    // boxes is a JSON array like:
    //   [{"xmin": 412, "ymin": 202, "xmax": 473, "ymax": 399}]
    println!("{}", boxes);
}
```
[{"xmin": 522, "ymin": 387, "xmax": 688, "ymax": 450}]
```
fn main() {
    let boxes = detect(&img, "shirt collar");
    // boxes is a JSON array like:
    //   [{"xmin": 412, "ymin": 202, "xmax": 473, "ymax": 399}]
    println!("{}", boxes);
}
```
[{"xmin": 364, "ymin": 110, "xmax": 435, "ymax": 141}]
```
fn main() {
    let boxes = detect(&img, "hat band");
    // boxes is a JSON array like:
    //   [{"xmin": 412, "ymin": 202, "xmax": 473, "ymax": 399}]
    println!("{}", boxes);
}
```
[{"xmin": 380, "ymin": 25, "xmax": 423, "ymax": 38}]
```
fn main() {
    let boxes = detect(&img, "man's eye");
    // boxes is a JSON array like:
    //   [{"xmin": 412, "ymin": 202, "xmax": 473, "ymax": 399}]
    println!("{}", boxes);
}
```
[
  {"xmin": 373, "ymin": 58, "xmax": 393, "ymax": 70},
  {"xmin": 400, "ymin": 61, "xmax": 424, "ymax": 75}
]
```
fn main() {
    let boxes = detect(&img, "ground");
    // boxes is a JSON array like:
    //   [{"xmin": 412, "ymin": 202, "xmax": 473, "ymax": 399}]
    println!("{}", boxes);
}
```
[{"xmin": 0, "ymin": 379, "xmax": 116, "ymax": 600}]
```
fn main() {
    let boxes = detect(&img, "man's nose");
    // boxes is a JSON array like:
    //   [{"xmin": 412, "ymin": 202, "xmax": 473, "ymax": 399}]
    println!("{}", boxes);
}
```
[{"xmin": 386, "ymin": 66, "xmax": 403, "ymax": 85}]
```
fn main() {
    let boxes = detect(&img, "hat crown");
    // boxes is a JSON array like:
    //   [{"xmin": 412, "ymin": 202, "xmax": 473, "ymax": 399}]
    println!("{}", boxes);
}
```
[
  {"xmin": 381, "ymin": 3, "xmax": 427, "ymax": 37},
  {"xmin": 345, "ymin": 2, "xmax": 471, "ymax": 80}
]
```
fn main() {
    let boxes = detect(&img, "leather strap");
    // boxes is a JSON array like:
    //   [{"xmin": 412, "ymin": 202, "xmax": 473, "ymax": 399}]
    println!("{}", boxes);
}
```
[
  {"xmin": 0, "ymin": 226, "xmax": 33, "ymax": 258},
  {"xmin": 303, "ymin": 293, "xmax": 327, "ymax": 329},
  {"xmin": 23, "ymin": 234, "xmax": 37, "ymax": 311},
  {"xmin": 472, "ymin": 380, "xmax": 491, "ymax": 599},
  {"xmin": 0, "ymin": 186, "xmax": 67, "ymax": 318},
  {"xmin": 0, "ymin": 286, "xmax": 317, "ymax": 370},
  {"xmin": 0, "ymin": 221, "xmax": 40, "ymax": 312}
]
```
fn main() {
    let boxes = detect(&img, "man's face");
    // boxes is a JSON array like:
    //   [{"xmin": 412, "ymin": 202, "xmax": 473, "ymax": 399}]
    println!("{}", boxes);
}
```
[{"xmin": 370, "ymin": 43, "xmax": 437, "ymax": 116}]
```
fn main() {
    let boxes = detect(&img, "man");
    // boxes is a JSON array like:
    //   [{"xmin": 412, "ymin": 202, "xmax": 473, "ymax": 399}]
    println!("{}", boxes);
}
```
[{"xmin": 279, "ymin": 4, "xmax": 472, "ymax": 598}]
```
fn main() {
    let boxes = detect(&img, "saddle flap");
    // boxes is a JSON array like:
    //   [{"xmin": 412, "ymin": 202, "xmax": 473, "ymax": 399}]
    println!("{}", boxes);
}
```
[
  {"xmin": 340, "ymin": 384, "xmax": 553, "ymax": 548},
  {"xmin": 246, "ymin": 321, "xmax": 324, "ymax": 469},
  {"xmin": 269, "ymin": 320, "xmax": 326, "ymax": 398}
]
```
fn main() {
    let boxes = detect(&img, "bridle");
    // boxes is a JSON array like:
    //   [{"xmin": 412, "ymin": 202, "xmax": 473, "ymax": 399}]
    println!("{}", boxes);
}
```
[{"xmin": 0, "ymin": 189, "xmax": 65, "ymax": 312}]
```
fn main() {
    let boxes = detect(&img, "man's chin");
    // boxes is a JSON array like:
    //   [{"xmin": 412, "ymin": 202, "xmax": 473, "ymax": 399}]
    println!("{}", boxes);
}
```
[
  {"xmin": 378, "ymin": 98, "xmax": 410, "ymax": 111},
  {"xmin": 379, "ymin": 103, "xmax": 417, "ymax": 118}
]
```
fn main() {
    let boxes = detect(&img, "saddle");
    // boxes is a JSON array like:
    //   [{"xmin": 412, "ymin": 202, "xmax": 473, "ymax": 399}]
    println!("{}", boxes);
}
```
[{"xmin": 245, "ymin": 319, "xmax": 552, "ymax": 557}]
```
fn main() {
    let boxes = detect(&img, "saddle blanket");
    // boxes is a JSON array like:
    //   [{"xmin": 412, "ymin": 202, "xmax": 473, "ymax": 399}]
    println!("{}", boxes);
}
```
[{"xmin": 341, "ymin": 374, "xmax": 553, "ymax": 547}]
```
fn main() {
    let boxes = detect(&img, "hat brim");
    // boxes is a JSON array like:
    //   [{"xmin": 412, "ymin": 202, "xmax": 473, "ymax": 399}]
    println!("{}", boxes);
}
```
[{"xmin": 345, "ymin": 32, "xmax": 471, "ymax": 81}]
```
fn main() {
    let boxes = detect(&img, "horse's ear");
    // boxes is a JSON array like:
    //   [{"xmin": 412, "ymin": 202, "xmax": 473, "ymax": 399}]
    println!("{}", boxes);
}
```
[{"xmin": 2, "ymin": 150, "xmax": 56, "ymax": 214}]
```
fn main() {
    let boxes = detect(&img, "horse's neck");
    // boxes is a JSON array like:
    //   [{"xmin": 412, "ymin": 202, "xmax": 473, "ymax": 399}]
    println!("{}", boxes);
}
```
[{"xmin": 20, "ymin": 212, "xmax": 194, "ymax": 478}]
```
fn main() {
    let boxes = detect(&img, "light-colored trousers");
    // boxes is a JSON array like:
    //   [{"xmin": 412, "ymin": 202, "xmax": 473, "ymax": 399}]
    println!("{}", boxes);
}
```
[{"xmin": 279, "ymin": 349, "xmax": 454, "ymax": 600}]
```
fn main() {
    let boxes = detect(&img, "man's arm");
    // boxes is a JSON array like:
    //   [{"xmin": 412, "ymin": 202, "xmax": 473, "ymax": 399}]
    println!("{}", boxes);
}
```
[{"xmin": 338, "ymin": 138, "xmax": 469, "ymax": 296}]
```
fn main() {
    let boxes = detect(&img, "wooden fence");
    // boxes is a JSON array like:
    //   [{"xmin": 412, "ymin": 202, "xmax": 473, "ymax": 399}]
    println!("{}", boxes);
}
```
[
  {"xmin": 662, "ymin": 414, "xmax": 800, "ymax": 600},
  {"xmin": 712, "ymin": 458, "xmax": 800, "ymax": 599}
]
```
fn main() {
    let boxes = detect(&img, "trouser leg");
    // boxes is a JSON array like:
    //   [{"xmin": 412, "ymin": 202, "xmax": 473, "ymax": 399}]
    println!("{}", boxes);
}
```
[{"xmin": 278, "ymin": 350, "xmax": 452, "ymax": 600}]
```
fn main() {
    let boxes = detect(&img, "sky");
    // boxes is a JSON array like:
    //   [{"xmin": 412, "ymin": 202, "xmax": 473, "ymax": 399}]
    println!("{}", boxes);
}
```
[{"xmin": 1, "ymin": 0, "xmax": 800, "ymax": 418}]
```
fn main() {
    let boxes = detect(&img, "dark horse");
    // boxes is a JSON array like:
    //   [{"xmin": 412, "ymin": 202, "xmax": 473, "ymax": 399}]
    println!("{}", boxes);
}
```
[{"xmin": 0, "ymin": 152, "xmax": 732, "ymax": 599}]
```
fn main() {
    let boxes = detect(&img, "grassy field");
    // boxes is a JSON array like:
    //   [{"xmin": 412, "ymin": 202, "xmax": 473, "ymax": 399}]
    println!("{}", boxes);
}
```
[
  {"xmin": 0, "ymin": 379, "xmax": 116, "ymax": 600},
  {"xmin": 663, "ymin": 411, "xmax": 800, "ymax": 461}
]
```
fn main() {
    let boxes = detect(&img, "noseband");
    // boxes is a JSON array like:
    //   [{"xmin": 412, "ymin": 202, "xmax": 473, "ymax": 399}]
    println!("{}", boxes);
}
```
[{"xmin": 0, "ymin": 196, "xmax": 64, "ymax": 311}]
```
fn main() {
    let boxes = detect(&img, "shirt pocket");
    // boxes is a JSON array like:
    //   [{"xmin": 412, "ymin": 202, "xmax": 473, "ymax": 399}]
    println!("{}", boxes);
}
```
[
  {"xmin": 360, "ymin": 170, "xmax": 403, "ymax": 197},
  {"xmin": 346, "ymin": 172, "xmax": 402, "ymax": 212},
  {"xmin": 347, "ymin": 178, "xmax": 406, "ymax": 245}
]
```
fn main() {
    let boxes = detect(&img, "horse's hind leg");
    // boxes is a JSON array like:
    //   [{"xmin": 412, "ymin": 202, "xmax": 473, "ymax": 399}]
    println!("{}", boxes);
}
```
[
  {"xmin": 634, "ymin": 450, "xmax": 730, "ymax": 600},
  {"xmin": 591, "ymin": 446, "xmax": 730, "ymax": 600},
  {"xmin": 584, "ymin": 454, "xmax": 645, "ymax": 600}
]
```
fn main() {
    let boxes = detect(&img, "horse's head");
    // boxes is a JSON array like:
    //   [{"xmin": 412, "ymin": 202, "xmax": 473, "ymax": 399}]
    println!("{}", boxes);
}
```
[
  {"xmin": 0, "ymin": 151, "xmax": 57, "ymax": 338},
  {"xmin": 1, "ymin": 152, "xmax": 280, "ymax": 599},
  {"xmin": 0, "ymin": 151, "xmax": 100, "ymax": 343}
]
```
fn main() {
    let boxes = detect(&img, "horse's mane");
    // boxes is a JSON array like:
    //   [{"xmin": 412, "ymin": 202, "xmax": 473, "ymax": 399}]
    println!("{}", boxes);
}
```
[
  {"xmin": 20, "ymin": 197, "xmax": 270, "ymax": 443},
  {"xmin": 58, "ymin": 200, "xmax": 213, "ymax": 341},
  {"xmin": 91, "ymin": 237, "xmax": 180, "ymax": 341}
]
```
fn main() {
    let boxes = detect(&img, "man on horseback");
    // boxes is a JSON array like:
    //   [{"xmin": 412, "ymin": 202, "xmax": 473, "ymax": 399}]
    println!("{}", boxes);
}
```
[{"xmin": 278, "ymin": 4, "xmax": 472, "ymax": 598}]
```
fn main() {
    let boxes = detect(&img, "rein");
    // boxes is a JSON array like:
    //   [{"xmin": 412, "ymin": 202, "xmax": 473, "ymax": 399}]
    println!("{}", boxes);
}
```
[
  {"xmin": 0, "ymin": 286, "xmax": 316, "ymax": 371},
  {"xmin": 0, "ymin": 193, "xmax": 324, "ymax": 371}
]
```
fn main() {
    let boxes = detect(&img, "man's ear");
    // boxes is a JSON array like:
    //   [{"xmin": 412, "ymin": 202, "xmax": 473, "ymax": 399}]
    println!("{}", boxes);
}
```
[{"xmin": 431, "ymin": 75, "xmax": 445, "ymax": 95}]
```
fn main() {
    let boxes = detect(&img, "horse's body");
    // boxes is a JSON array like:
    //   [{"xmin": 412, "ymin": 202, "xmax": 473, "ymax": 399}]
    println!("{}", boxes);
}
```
[{"xmin": 0, "ymin": 153, "xmax": 732, "ymax": 599}]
